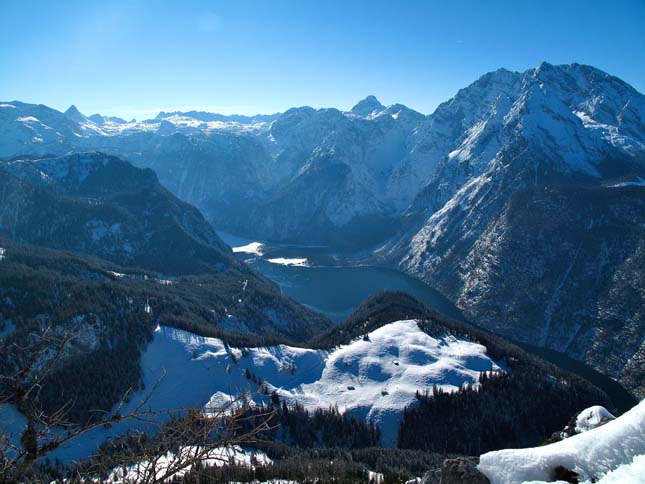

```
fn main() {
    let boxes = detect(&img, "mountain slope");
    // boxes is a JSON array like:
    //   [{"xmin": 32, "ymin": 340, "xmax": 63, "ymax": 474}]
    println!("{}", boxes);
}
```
[
  {"xmin": 383, "ymin": 63, "xmax": 645, "ymax": 397},
  {"xmin": 0, "ymin": 98, "xmax": 429, "ymax": 248},
  {"xmin": 0, "ymin": 152, "xmax": 239, "ymax": 275},
  {"xmin": 0, "ymin": 234, "xmax": 331, "ymax": 434},
  {"xmin": 0, "ymin": 280, "xmax": 613, "ymax": 467},
  {"xmin": 0, "ymin": 101, "xmax": 81, "ymax": 156},
  {"xmin": 2, "ymin": 64, "xmax": 644, "ymax": 396},
  {"xmin": 232, "ymin": 99, "xmax": 426, "ymax": 246}
]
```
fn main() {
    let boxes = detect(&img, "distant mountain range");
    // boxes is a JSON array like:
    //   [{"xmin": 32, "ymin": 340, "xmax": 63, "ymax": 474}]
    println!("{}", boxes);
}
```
[{"xmin": 1, "ymin": 61, "xmax": 644, "ymax": 398}]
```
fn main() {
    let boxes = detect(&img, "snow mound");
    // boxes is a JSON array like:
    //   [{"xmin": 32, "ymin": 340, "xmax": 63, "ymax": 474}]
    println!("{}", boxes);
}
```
[
  {"xmin": 478, "ymin": 399, "xmax": 645, "ymax": 484},
  {"xmin": 161, "ymin": 320, "xmax": 501, "ymax": 446},
  {"xmin": 575, "ymin": 405, "xmax": 615, "ymax": 433},
  {"xmin": 232, "ymin": 241, "xmax": 264, "ymax": 256},
  {"xmin": 15, "ymin": 320, "xmax": 500, "ymax": 461},
  {"xmin": 266, "ymin": 257, "xmax": 309, "ymax": 266}
]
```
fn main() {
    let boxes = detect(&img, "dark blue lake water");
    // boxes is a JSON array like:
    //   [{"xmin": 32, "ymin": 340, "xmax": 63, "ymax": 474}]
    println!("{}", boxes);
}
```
[{"xmin": 220, "ymin": 232, "xmax": 636, "ymax": 413}]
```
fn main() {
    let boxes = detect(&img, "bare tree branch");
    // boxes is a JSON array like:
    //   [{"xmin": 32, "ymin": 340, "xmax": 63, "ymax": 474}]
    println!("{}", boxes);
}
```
[{"xmin": 0, "ymin": 327, "xmax": 274, "ymax": 484}]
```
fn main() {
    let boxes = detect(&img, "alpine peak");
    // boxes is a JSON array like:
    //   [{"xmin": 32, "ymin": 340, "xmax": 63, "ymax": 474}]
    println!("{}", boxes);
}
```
[{"xmin": 351, "ymin": 95, "xmax": 385, "ymax": 116}]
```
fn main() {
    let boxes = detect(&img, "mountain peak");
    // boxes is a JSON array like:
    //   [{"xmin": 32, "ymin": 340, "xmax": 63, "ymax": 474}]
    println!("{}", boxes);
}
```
[
  {"xmin": 351, "ymin": 95, "xmax": 385, "ymax": 116},
  {"xmin": 88, "ymin": 113, "xmax": 105, "ymax": 124},
  {"xmin": 64, "ymin": 104, "xmax": 89, "ymax": 123},
  {"xmin": 64, "ymin": 104, "xmax": 82, "ymax": 116},
  {"xmin": 536, "ymin": 60, "xmax": 554, "ymax": 70}
]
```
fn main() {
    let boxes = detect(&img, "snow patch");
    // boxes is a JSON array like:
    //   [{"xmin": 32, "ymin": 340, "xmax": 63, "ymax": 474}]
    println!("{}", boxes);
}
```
[
  {"xmin": 232, "ymin": 241, "xmax": 264, "ymax": 256},
  {"xmin": 478, "ymin": 399, "xmax": 645, "ymax": 484},
  {"xmin": 107, "ymin": 445, "xmax": 271, "ymax": 483},
  {"xmin": 609, "ymin": 177, "xmax": 645, "ymax": 188},
  {"xmin": 16, "ymin": 115, "xmax": 40, "ymax": 123},
  {"xmin": 575, "ymin": 405, "xmax": 615, "ymax": 433},
  {"xmin": 266, "ymin": 257, "xmax": 309, "ymax": 267},
  {"xmin": 136, "ymin": 320, "xmax": 502, "ymax": 448},
  {"xmin": 1, "ymin": 320, "xmax": 501, "ymax": 461},
  {"xmin": 590, "ymin": 454, "xmax": 645, "ymax": 484}
]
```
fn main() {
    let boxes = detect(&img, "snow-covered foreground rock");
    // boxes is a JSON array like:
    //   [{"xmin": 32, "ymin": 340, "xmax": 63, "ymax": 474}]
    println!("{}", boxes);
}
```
[
  {"xmin": 574, "ymin": 405, "xmax": 615, "ymax": 433},
  {"xmin": 589, "ymin": 454, "xmax": 645, "ymax": 484},
  {"xmin": 478, "ymin": 399, "xmax": 645, "ymax": 484}
]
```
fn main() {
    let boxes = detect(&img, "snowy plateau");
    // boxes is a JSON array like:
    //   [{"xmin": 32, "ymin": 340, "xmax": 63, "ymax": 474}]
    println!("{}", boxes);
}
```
[
  {"xmin": 0, "ymin": 320, "xmax": 502, "ymax": 462},
  {"xmin": 128, "ymin": 321, "xmax": 501, "ymax": 448}
]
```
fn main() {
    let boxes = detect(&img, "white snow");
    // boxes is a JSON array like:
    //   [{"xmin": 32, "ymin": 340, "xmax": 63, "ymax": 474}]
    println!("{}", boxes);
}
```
[
  {"xmin": 609, "ymin": 177, "xmax": 645, "ymax": 188},
  {"xmin": 16, "ymin": 115, "xmax": 40, "ymax": 123},
  {"xmin": 107, "ymin": 445, "xmax": 271, "ymax": 483},
  {"xmin": 522, "ymin": 454, "xmax": 645, "ymax": 484},
  {"xmin": 149, "ymin": 320, "xmax": 501, "ymax": 448},
  {"xmin": 1, "ymin": 320, "xmax": 500, "ymax": 462},
  {"xmin": 266, "ymin": 257, "xmax": 309, "ymax": 267},
  {"xmin": 589, "ymin": 454, "xmax": 645, "ymax": 484},
  {"xmin": 575, "ymin": 405, "xmax": 615, "ymax": 433},
  {"xmin": 368, "ymin": 469, "xmax": 384, "ymax": 483},
  {"xmin": 478, "ymin": 399, "xmax": 645, "ymax": 484},
  {"xmin": 232, "ymin": 241, "xmax": 264, "ymax": 256}
]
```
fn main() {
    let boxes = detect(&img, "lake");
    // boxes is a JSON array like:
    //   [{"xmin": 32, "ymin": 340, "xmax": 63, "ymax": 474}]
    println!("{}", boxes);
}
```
[{"xmin": 220, "ymin": 232, "xmax": 637, "ymax": 413}]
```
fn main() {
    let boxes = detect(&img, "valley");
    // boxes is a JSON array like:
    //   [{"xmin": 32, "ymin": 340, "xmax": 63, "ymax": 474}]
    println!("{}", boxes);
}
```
[
  {"xmin": 220, "ymin": 232, "xmax": 637, "ymax": 414},
  {"xmin": 1, "ymin": 56, "xmax": 643, "ymax": 483}
]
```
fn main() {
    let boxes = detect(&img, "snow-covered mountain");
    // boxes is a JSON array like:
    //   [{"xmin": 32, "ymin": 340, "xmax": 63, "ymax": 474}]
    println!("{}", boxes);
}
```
[
  {"xmin": 231, "ymin": 98, "xmax": 427, "ymax": 246},
  {"xmin": 4, "ymin": 62, "xmax": 643, "ymax": 249},
  {"xmin": 2, "ymin": 62, "xmax": 644, "ymax": 396},
  {"xmin": 148, "ymin": 320, "xmax": 502, "ymax": 448},
  {"xmin": 0, "ymin": 101, "xmax": 82, "ymax": 156},
  {"xmin": 381, "ymin": 62, "xmax": 645, "ymax": 398},
  {"xmin": 0, "ymin": 96, "xmax": 428, "ymax": 247}
]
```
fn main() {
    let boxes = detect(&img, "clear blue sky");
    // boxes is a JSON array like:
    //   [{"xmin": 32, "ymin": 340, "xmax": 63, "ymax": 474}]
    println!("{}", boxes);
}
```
[{"xmin": 1, "ymin": 0, "xmax": 644, "ymax": 120}]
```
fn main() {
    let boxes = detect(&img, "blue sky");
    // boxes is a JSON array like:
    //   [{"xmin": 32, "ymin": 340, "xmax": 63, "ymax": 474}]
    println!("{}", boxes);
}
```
[{"xmin": 1, "ymin": 0, "xmax": 644, "ymax": 120}]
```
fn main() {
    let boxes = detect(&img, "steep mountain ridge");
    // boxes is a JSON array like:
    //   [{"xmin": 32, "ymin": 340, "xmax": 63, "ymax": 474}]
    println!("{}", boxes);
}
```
[
  {"xmin": 383, "ymin": 63, "xmax": 645, "ymax": 397},
  {"xmin": 0, "ymin": 152, "xmax": 238, "ymax": 275},
  {"xmin": 232, "ymin": 99, "xmax": 426, "ymax": 245}
]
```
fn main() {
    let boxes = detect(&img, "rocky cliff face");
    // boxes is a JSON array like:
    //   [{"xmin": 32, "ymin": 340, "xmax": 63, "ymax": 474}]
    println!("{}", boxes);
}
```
[{"xmin": 384, "ymin": 63, "xmax": 645, "ymax": 397}]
